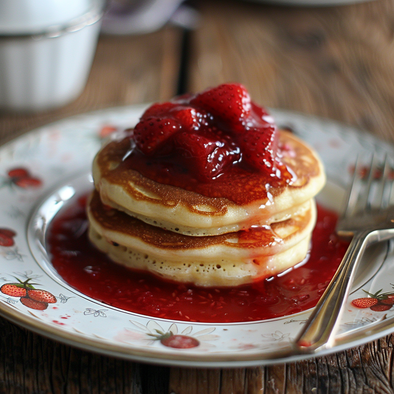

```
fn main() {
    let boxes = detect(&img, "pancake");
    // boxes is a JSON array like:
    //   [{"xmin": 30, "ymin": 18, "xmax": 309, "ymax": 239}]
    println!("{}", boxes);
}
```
[
  {"xmin": 87, "ymin": 190, "xmax": 316, "ymax": 286},
  {"xmin": 92, "ymin": 130, "xmax": 325, "ymax": 236}
]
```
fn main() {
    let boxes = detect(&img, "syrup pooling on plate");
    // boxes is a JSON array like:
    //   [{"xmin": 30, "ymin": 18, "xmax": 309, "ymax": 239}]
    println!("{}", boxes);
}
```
[{"xmin": 47, "ymin": 194, "xmax": 348, "ymax": 323}]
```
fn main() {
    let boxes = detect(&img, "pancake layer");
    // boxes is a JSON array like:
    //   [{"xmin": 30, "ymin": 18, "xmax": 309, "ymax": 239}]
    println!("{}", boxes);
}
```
[{"xmin": 87, "ymin": 190, "xmax": 316, "ymax": 286}]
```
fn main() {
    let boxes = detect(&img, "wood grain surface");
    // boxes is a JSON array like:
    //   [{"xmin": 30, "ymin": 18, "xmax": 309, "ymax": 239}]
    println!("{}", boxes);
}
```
[{"xmin": 1, "ymin": 0, "xmax": 394, "ymax": 393}]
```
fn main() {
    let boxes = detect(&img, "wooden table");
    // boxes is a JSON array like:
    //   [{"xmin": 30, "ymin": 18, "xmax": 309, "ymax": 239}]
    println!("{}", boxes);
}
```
[{"xmin": 1, "ymin": 0, "xmax": 394, "ymax": 392}]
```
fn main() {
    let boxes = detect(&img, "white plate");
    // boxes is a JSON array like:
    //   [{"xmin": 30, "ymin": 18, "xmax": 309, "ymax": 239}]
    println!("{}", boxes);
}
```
[{"xmin": 0, "ymin": 105, "xmax": 393, "ymax": 367}]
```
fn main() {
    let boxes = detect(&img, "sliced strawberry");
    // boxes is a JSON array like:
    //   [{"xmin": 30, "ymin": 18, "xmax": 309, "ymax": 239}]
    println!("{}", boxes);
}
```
[
  {"xmin": 351, "ymin": 297, "xmax": 379, "ymax": 308},
  {"xmin": 191, "ymin": 83, "xmax": 251, "ymax": 127},
  {"xmin": 175, "ymin": 132, "xmax": 218, "ymax": 179},
  {"xmin": 27, "ymin": 289, "xmax": 57, "ymax": 304},
  {"xmin": 134, "ymin": 117, "xmax": 180, "ymax": 155},
  {"xmin": 1, "ymin": 284, "xmax": 26, "ymax": 297},
  {"xmin": 20, "ymin": 296, "xmax": 48, "ymax": 310},
  {"xmin": 142, "ymin": 102, "xmax": 201, "ymax": 130},
  {"xmin": 173, "ymin": 107, "xmax": 200, "ymax": 130},
  {"xmin": 237, "ymin": 124, "xmax": 279, "ymax": 172},
  {"xmin": 174, "ymin": 132, "xmax": 238, "ymax": 181},
  {"xmin": 175, "ymin": 132, "xmax": 217, "ymax": 158}
]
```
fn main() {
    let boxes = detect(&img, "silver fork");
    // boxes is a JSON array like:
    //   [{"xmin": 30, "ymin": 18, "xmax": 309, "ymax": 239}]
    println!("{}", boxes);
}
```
[{"xmin": 294, "ymin": 154, "xmax": 394, "ymax": 353}]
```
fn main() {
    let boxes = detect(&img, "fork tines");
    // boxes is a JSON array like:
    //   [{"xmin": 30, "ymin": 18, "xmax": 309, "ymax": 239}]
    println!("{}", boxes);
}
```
[{"xmin": 342, "ymin": 153, "xmax": 393, "ymax": 219}]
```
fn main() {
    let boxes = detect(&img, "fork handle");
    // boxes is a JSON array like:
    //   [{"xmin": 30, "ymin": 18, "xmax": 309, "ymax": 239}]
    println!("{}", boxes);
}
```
[{"xmin": 294, "ymin": 229, "xmax": 387, "ymax": 353}]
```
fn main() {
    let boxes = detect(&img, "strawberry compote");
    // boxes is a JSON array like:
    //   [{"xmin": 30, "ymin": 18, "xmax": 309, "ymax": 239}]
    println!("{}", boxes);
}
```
[
  {"xmin": 121, "ymin": 83, "xmax": 293, "ymax": 198},
  {"xmin": 47, "ymin": 194, "xmax": 348, "ymax": 323}
]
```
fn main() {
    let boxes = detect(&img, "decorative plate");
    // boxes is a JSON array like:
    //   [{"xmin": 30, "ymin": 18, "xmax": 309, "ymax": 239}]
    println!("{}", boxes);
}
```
[{"xmin": 0, "ymin": 105, "xmax": 393, "ymax": 368}]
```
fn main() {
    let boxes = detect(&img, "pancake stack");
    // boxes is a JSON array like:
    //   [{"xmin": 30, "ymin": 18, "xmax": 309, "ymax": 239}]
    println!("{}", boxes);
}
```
[{"xmin": 88, "ymin": 84, "xmax": 325, "ymax": 287}]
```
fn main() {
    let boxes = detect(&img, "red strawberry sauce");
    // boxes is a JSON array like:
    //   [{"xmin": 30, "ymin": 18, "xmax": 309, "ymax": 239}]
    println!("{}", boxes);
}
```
[
  {"xmin": 47, "ymin": 194, "xmax": 348, "ymax": 323},
  {"xmin": 128, "ymin": 83, "xmax": 292, "ymax": 184}
]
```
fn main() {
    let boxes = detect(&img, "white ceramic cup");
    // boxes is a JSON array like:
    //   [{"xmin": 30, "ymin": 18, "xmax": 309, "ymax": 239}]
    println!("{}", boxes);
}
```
[{"xmin": 0, "ymin": 0, "xmax": 106, "ymax": 112}]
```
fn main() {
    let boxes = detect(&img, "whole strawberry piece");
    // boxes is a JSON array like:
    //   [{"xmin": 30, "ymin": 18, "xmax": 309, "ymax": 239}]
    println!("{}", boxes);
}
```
[
  {"xmin": 191, "ymin": 83, "xmax": 251, "ymax": 127},
  {"xmin": 20, "ymin": 296, "xmax": 48, "ymax": 310},
  {"xmin": 140, "ymin": 103, "xmax": 201, "ymax": 132},
  {"xmin": 27, "ymin": 289, "xmax": 57, "ymax": 304},
  {"xmin": 351, "ymin": 297, "xmax": 379, "ymax": 309},
  {"xmin": 172, "ymin": 107, "xmax": 201, "ymax": 130},
  {"xmin": 134, "ymin": 117, "xmax": 180, "ymax": 155},
  {"xmin": 1, "ymin": 283, "xmax": 26, "ymax": 297}
]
